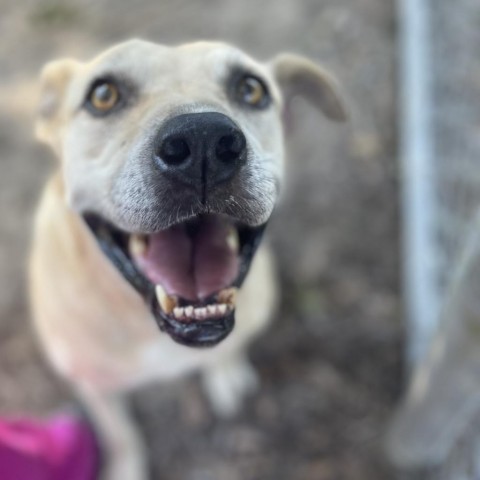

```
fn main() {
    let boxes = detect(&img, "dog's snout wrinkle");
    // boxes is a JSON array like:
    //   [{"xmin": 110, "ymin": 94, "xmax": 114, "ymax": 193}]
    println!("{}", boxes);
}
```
[{"xmin": 153, "ymin": 112, "xmax": 247, "ymax": 195}]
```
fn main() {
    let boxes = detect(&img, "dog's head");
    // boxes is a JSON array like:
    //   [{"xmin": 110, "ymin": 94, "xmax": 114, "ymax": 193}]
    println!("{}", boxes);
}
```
[{"xmin": 36, "ymin": 39, "xmax": 346, "ymax": 347}]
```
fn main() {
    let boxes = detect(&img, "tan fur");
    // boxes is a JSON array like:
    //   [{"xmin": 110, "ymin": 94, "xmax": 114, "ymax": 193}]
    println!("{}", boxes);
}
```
[{"xmin": 31, "ymin": 40, "xmax": 346, "ymax": 480}]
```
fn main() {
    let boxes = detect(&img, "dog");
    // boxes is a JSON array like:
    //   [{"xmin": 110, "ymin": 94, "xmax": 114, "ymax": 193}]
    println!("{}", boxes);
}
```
[{"xmin": 30, "ymin": 39, "xmax": 346, "ymax": 479}]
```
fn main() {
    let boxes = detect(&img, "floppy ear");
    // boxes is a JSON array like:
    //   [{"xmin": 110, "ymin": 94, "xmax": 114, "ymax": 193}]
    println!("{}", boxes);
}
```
[
  {"xmin": 271, "ymin": 53, "xmax": 348, "ymax": 123},
  {"xmin": 36, "ymin": 59, "xmax": 81, "ymax": 150}
]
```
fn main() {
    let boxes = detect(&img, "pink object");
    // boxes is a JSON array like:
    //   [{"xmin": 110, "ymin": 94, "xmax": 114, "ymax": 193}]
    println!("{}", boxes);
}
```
[{"xmin": 0, "ymin": 415, "xmax": 100, "ymax": 480}]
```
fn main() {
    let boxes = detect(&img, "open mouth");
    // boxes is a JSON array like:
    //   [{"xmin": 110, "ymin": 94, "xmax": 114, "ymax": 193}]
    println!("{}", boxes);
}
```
[{"xmin": 84, "ymin": 213, "xmax": 266, "ymax": 347}]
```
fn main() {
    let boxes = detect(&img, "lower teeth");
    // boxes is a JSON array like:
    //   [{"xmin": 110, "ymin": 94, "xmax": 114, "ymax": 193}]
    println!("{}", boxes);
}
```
[
  {"xmin": 155, "ymin": 284, "xmax": 237, "ymax": 320},
  {"xmin": 172, "ymin": 303, "xmax": 232, "ymax": 321}
]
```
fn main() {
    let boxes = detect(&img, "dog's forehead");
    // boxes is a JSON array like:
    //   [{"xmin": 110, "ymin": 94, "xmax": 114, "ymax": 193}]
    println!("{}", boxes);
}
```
[{"xmin": 87, "ymin": 39, "xmax": 258, "ymax": 84}]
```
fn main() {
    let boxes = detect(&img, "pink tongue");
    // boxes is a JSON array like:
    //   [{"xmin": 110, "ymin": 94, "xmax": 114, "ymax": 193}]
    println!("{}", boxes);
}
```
[{"xmin": 136, "ymin": 217, "xmax": 239, "ymax": 301}]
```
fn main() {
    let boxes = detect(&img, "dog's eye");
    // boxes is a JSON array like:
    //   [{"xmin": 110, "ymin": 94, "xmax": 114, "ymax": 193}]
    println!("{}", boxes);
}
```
[
  {"xmin": 236, "ymin": 75, "xmax": 270, "ymax": 109},
  {"xmin": 88, "ymin": 81, "xmax": 120, "ymax": 113}
]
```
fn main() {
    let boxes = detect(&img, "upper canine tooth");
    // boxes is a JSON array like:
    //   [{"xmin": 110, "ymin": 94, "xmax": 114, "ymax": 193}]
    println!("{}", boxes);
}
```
[
  {"xmin": 155, "ymin": 285, "xmax": 177, "ymax": 314},
  {"xmin": 129, "ymin": 234, "xmax": 147, "ymax": 257},
  {"xmin": 218, "ymin": 287, "xmax": 238, "ymax": 306},
  {"xmin": 226, "ymin": 228, "xmax": 239, "ymax": 253}
]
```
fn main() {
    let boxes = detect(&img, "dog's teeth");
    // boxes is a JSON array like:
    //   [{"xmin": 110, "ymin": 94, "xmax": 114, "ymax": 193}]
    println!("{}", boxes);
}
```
[
  {"xmin": 185, "ymin": 306, "xmax": 194, "ymax": 317},
  {"xmin": 129, "ymin": 234, "xmax": 147, "ymax": 257},
  {"xmin": 218, "ymin": 304, "xmax": 227, "ymax": 315},
  {"xmin": 155, "ymin": 285, "xmax": 177, "ymax": 314},
  {"xmin": 207, "ymin": 305, "xmax": 216, "ymax": 316},
  {"xmin": 217, "ymin": 287, "xmax": 238, "ymax": 306},
  {"xmin": 173, "ymin": 307, "xmax": 184, "ymax": 318},
  {"xmin": 194, "ymin": 307, "xmax": 207, "ymax": 320},
  {"xmin": 226, "ymin": 228, "xmax": 239, "ymax": 253}
]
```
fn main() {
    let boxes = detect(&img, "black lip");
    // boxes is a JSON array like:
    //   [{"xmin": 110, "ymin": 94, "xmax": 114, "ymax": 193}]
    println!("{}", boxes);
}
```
[
  {"xmin": 84, "ymin": 213, "xmax": 266, "ymax": 348},
  {"xmin": 152, "ymin": 298, "xmax": 235, "ymax": 347}
]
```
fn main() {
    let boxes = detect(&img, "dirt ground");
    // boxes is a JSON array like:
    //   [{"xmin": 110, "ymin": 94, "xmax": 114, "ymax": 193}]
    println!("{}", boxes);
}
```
[{"xmin": 0, "ymin": 1, "xmax": 402, "ymax": 478}]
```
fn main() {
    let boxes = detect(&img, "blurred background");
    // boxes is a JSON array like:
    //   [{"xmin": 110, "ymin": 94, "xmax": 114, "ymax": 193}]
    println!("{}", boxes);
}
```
[{"xmin": 1, "ymin": 0, "xmax": 465, "ymax": 478}]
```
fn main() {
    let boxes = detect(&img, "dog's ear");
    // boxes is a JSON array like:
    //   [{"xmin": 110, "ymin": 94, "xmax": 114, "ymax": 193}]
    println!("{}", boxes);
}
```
[
  {"xmin": 271, "ymin": 53, "xmax": 348, "ymax": 123},
  {"xmin": 36, "ymin": 59, "xmax": 81, "ymax": 149}
]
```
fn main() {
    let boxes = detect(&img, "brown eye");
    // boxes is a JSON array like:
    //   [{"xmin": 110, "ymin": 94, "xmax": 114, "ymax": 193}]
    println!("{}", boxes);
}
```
[
  {"xmin": 88, "ymin": 81, "xmax": 120, "ymax": 113},
  {"xmin": 237, "ymin": 75, "xmax": 270, "ymax": 108}
]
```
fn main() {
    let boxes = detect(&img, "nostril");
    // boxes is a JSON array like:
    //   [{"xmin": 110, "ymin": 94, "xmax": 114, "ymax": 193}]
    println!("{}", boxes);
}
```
[
  {"xmin": 159, "ymin": 136, "xmax": 191, "ymax": 165},
  {"xmin": 215, "ymin": 132, "xmax": 246, "ymax": 162}
]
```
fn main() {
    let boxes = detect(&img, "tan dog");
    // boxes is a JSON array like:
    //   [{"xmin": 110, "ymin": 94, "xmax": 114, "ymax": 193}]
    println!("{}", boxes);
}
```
[{"xmin": 31, "ymin": 39, "xmax": 346, "ymax": 480}]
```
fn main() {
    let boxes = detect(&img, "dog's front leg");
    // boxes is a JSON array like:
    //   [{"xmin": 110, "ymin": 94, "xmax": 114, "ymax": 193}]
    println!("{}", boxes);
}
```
[
  {"xmin": 201, "ymin": 352, "xmax": 259, "ymax": 417},
  {"xmin": 78, "ymin": 385, "xmax": 148, "ymax": 480}
]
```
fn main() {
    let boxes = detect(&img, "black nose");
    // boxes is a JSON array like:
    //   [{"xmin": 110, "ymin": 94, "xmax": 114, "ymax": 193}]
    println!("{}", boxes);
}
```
[{"xmin": 154, "ymin": 112, "xmax": 247, "ymax": 190}]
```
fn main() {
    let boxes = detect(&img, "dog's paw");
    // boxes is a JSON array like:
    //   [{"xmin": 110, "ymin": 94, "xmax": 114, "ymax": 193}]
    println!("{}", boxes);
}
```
[
  {"xmin": 202, "ymin": 355, "xmax": 259, "ymax": 417},
  {"xmin": 101, "ymin": 452, "xmax": 148, "ymax": 480}
]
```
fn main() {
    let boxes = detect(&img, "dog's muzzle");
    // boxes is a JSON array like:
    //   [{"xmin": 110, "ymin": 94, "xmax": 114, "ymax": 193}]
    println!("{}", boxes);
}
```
[{"xmin": 83, "ymin": 112, "xmax": 271, "ymax": 348}]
